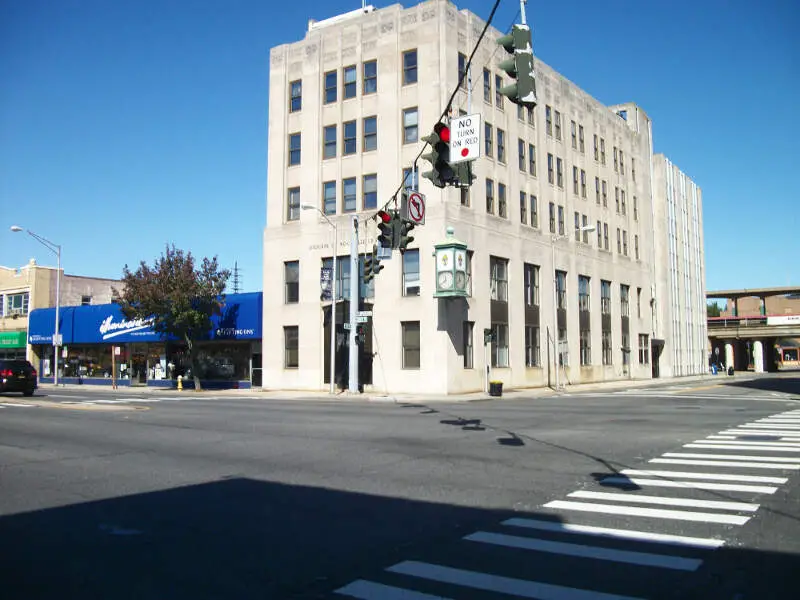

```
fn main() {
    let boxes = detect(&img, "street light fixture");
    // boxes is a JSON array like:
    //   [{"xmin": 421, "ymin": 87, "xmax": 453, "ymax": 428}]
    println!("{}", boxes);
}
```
[
  {"xmin": 10, "ymin": 225, "xmax": 62, "ymax": 386},
  {"xmin": 301, "ymin": 204, "xmax": 338, "ymax": 394},
  {"xmin": 551, "ymin": 224, "xmax": 596, "ymax": 391}
]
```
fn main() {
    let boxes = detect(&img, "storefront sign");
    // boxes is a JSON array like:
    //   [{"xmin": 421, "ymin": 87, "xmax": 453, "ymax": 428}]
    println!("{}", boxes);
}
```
[
  {"xmin": 99, "ymin": 315, "xmax": 155, "ymax": 340},
  {"xmin": 0, "ymin": 331, "xmax": 27, "ymax": 348}
]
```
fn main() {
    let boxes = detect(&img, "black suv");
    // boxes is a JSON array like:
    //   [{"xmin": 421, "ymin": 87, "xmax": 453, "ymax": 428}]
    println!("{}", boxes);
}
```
[{"xmin": 0, "ymin": 359, "xmax": 37, "ymax": 396}]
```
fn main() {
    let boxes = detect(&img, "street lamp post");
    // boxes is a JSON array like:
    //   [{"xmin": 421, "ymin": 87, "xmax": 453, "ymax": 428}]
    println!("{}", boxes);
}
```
[
  {"xmin": 551, "ymin": 224, "xmax": 595, "ymax": 391},
  {"xmin": 10, "ymin": 225, "xmax": 62, "ymax": 386},
  {"xmin": 301, "ymin": 205, "xmax": 338, "ymax": 394}
]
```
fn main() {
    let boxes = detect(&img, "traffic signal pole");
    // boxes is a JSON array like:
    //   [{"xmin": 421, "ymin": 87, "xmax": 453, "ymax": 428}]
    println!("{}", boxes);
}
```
[{"xmin": 348, "ymin": 215, "xmax": 360, "ymax": 393}]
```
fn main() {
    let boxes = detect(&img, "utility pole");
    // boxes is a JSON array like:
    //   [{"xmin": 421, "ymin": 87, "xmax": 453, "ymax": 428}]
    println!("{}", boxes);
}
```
[{"xmin": 348, "ymin": 216, "xmax": 360, "ymax": 393}]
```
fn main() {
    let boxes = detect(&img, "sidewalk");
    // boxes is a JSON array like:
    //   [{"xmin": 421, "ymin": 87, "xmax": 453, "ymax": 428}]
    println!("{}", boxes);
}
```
[{"xmin": 34, "ymin": 371, "xmax": 763, "ymax": 403}]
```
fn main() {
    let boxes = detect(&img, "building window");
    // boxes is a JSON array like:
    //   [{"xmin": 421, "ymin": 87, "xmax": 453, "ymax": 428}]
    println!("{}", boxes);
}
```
[
  {"xmin": 614, "ymin": 146, "xmax": 619, "ymax": 172},
  {"xmin": 485, "ymin": 178, "xmax": 494, "ymax": 214},
  {"xmin": 556, "ymin": 157, "xmax": 564, "ymax": 188},
  {"xmin": 593, "ymin": 134, "xmax": 599, "ymax": 161},
  {"xmin": 463, "ymin": 321, "xmax": 474, "ymax": 368},
  {"xmin": 579, "ymin": 125, "xmax": 585, "ymax": 153},
  {"xmin": 558, "ymin": 328, "xmax": 568, "ymax": 367},
  {"xmin": 635, "ymin": 235, "xmax": 639, "ymax": 260},
  {"xmin": 554, "ymin": 110, "xmax": 562, "ymax": 140},
  {"xmin": 80, "ymin": 295, "xmax": 92, "ymax": 306},
  {"xmin": 531, "ymin": 195, "xmax": 538, "ymax": 228},
  {"xmin": 639, "ymin": 334, "xmax": 650, "ymax": 364},
  {"xmin": 571, "ymin": 120, "xmax": 577, "ymax": 149},
  {"xmin": 524, "ymin": 263, "xmax": 540, "ymax": 307},
  {"xmin": 573, "ymin": 166, "xmax": 579, "ymax": 195},
  {"xmin": 342, "ymin": 178, "xmax": 357, "ymax": 212},
  {"xmin": 402, "ymin": 321, "xmax": 420, "ymax": 369},
  {"xmin": 403, "ymin": 107, "xmax": 418, "ymax": 143},
  {"xmin": 574, "ymin": 211, "xmax": 580, "ymax": 241},
  {"xmin": 601, "ymin": 280, "xmax": 611, "ymax": 315},
  {"xmin": 458, "ymin": 52, "xmax": 467, "ymax": 88},
  {"xmin": 578, "ymin": 275, "xmax": 590, "ymax": 312},
  {"xmin": 580, "ymin": 329, "xmax": 591, "ymax": 366},
  {"xmin": 632, "ymin": 157, "xmax": 637, "ymax": 182},
  {"xmin": 497, "ymin": 128, "xmax": 506, "ymax": 163},
  {"xmin": 495, "ymin": 74, "xmax": 504, "ymax": 107},
  {"xmin": 595, "ymin": 177, "xmax": 600, "ymax": 204},
  {"xmin": 633, "ymin": 195, "xmax": 638, "ymax": 221},
  {"xmin": 621, "ymin": 284, "xmax": 630, "ymax": 317},
  {"xmin": 402, "ymin": 49, "xmax": 418, "ymax": 85},
  {"xmin": 617, "ymin": 228, "xmax": 622, "ymax": 254},
  {"xmin": 622, "ymin": 332, "xmax": 631, "ymax": 366},
  {"xmin": 623, "ymin": 230, "xmax": 628, "ymax": 256},
  {"xmin": 485, "ymin": 122, "xmax": 493, "ymax": 157},
  {"xmin": 363, "ymin": 116, "xmax": 377, "ymax": 152},
  {"xmin": 520, "ymin": 191, "xmax": 527, "ymax": 224},
  {"xmin": 324, "ymin": 70, "xmax": 337, "ymax": 103},
  {"xmin": 518, "ymin": 139, "xmax": 526, "ymax": 171},
  {"xmin": 5, "ymin": 292, "xmax": 30, "ymax": 316},
  {"xmin": 323, "ymin": 181, "xmax": 336, "ymax": 215},
  {"xmin": 460, "ymin": 186, "xmax": 470, "ymax": 207},
  {"xmin": 498, "ymin": 183, "xmax": 507, "ymax": 218},
  {"xmin": 363, "ymin": 60, "xmax": 377, "ymax": 94},
  {"xmin": 518, "ymin": 104, "xmax": 525, "ymax": 121},
  {"xmin": 525, "ymin": 325, "xmax": 540, "ymax": 367},
  {"xmin": 600, "ymin": 138, "xmax": 606, "ymax": 165},
  {"xmin": 603, "ymin": 223, "xmax": 609, "ymax": 250},
  {"xmin": 527, "ymin": 106, "xmax": 535, "ymax": 125},
  {"xmin": 323, "ymin": 125, "xmax": 337, "ymax": 159},
  {"xmin": 580, "ymin": 170, "xmax": 587, "ymax": 198},
  {"xmin": 343, "ymin": 120, "xmax": 357, "ymax": 155},
  {"xmin": 596, "ymin": 221, "xmax": 602, "ymax": 247},
  {"xmin": 289, "ymin": 80, "xmax": 302, "ymax": 112},
  {"xmin": 620, "ymin": 149, "xmax": 625, "ymax": 175},
  {"xmin": 284, "ymin": 261, "xmax": 299, "ymax": 303},
  {"xmin": 615, "ymin": 187, "xmax": 620, "ymax": 213},
  {"xmin": 483, "ymin": 69, "xmax": 491, "ymax": 102},
  {"xmin": 621, "ymin": 189, "xmax": 627, "ymax": 215},
  {"xmin": 288, "ymin": 133, "xmax": 301, "ymax": 166},
  {"xmin": 363, "ymin": 174, "xmax": 377, "ymax": 210},
  {"xmin": 602, "ymin": 330, "xmax": 612, "ymax": 365},
  {"xmin": 491, "ymin": 323, "xmax": 509, "ymax": 367},
  {"xmin": 637, "ymin": 287, "xmax": 642, "ymax": 318},
  {"xmin": 343, "ymin": 65, "xmax": 357, "ymax": 99},
  {"xmin": 286, "ymin": 187, "xmax": 300, "ymax": 222},
  {"xmin": 528, "ymin": 144, "xmax": 536, "ymax": 176},
  {"xmin": 558, "ymin": 205, "xmax": 565, "ymax": 235},
  {"xmin": 322, "ymin": 257, "xmax": 344, "ymax": 301},
  {"xmin": 402, "ymin": 249, "xmax": 420, "ymax": 297},
  {"xmin": 547, "ymin": 153, "xmax": 554, "ymax": 184},
  {"xmin": 284, "ymin": 326, "xmax": 299, "ymax": 368},
  {"xmin": 490, "ymin": 256, "xmax": 508, "ymax": 302},
  {"xmin": 549, "ymin": 202, "xmax": 556, "ymax": 233},
  {"xmin": 582, "ymin": 214, "xmax": 589, "ymax": 243},
  {"xmin": 545, "ymin": 105, "xmax": 552, "ymax": 135},
  {"xmin": 555, "ymin": 270, "xmax": 567, "ymax": 310},
  {"xmin": 402, "ymin": 168, "xmax": 419, "ymax": 191},
  {"xmin": 602, "ymin": 180, "xmax": 607, "ymax": 206}
]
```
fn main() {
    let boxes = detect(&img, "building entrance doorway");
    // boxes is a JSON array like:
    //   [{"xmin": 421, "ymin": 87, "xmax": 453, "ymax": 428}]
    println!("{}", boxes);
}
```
[{"xmin": 129, "ymin": 343, "xmax": 148, "ymax": 386}]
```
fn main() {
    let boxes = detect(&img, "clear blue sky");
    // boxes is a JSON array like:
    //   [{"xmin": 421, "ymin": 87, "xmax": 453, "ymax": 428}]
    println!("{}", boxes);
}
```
[{"xmin": 1, "ymin": 0, "xmax": 797, "ymax": 292}]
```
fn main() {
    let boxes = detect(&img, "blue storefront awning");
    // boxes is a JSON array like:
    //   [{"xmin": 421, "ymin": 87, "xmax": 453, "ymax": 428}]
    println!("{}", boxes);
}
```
[{"xmin": 28, "ymin": 292, "xmax": 262, "ymax": 345}]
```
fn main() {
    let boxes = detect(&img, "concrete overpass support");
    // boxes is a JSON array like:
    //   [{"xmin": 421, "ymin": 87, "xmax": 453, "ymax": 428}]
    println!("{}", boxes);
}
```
[
  {"xmin": 753, "ymin": 340, "xmax": 765, "ymax": 373},
  {"xmin": 725, "ymin": 343, "xmax": 734, "ymax": 371}
]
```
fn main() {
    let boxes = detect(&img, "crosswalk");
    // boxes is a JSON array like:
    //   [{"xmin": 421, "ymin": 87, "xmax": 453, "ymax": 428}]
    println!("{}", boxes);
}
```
[
  {"xmin": 333, "ymin": 408, "xmax": 800, "ymax": 599},
  {"xmin": 566, "ymin": 385, "xmax": 800, "ymax": 401}
]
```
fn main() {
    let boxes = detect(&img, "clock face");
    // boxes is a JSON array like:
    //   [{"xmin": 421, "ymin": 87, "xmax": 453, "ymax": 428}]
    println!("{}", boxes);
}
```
[
  {"xmin": 438, "ymin": 271, "xmax": 454, "ymax": 289},
  {"xmin": 455, "ymin": 271, "xmax": 466, "ymax": 290}
]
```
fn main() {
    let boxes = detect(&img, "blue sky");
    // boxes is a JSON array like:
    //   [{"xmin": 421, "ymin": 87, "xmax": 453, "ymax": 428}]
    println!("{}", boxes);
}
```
[{"xmin": 1, "ymin": 0, "xmax": 797, "ymax": 293}]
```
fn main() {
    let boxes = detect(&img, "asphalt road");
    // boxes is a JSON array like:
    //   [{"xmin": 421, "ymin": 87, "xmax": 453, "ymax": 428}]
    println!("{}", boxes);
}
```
[{"xmin": 1, "ymin": 374, "xmax": 799, "ymax": 599}]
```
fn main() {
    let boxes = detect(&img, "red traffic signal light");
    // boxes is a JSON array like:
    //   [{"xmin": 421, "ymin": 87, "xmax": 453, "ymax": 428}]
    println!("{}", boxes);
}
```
[
  {"xmin": 377, "ymin": 210, "xmax": 392, "ymax": 223},
  {"xmin": 433, "ymin": 122, "xmax": 450, "ymax": 143}
]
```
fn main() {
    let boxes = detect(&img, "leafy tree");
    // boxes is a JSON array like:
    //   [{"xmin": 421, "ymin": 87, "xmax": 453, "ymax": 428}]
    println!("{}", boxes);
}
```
[
  {"xmin": 114, "ymin": 244, "xmax": 231, "ymax": 391},
  {"xmin": 707, "ymin": 301, "xmax": 722, "ymax": 317}
]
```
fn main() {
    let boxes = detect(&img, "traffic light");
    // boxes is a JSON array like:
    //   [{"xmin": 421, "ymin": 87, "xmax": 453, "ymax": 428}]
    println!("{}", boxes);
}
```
[
  {"xmin": 397, "ymin": 218, "xmax": 415, "ymax": 254},
  {"xmin": 452, "ymin": 160, "xmax": 476, "ymax": 189},
  {"xmin": 421, "ymin": 122, "xmax": 454, "ymax": 188},
  {"xmin": 497, "ymin": 24, "xmax": 537, "ymax": 108},
  {"xmin": 377, "ymin": 210, "xmax": 395, "ymax": 249},
  {"xmin": 363, "ymin": 249, "xmax": 375, "ymax": 284}
]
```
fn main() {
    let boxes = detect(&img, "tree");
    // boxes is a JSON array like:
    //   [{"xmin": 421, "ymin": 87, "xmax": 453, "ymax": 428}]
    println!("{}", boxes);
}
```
[
  {"xmin": 707, "ymin": 301, "xmax": 722, "ymax": 318},
  {"xmin": 114, "ymin": 244, "xmax": 231, "ymax": 391}
]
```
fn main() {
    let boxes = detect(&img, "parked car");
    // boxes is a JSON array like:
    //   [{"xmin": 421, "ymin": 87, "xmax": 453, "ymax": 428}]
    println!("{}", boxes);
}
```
[{"xmin": 0, "ymin": 359, "xmax": 37, "ymax": 396}]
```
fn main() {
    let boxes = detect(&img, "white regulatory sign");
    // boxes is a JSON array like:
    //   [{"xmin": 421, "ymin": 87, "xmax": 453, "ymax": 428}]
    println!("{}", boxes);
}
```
[
  {"xmin": 406, "ymin": 191, "xmax": 426, "ymax": 225},
  {"xmin": 449, "ymin": 113, "xmax": 482, "ymax": 164}
]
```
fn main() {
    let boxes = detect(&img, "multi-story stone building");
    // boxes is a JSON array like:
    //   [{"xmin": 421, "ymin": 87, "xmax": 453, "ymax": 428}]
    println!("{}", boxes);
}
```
[
  {"xmin": 0, "ymin": 258, "xmax": 119, "ymax": 362},
  {"xmin": 262, "ymin": 0, "xmax": 704, "ymax": 393}
]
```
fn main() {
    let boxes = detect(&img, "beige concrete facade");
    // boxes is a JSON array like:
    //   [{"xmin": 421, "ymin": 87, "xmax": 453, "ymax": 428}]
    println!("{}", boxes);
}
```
[
  {"xmin": 0, "ymin": 258, "xmax": 119, "ymax": 361},
  {"xmin": 263, "ymin": 0, "xmax": 701, "ymax": 393}
]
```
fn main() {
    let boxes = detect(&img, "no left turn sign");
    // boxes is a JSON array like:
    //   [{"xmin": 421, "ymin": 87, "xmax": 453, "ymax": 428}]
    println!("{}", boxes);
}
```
[{"xmin": 405, "ymin": 191, "xmax": 426, "ymax": 225}]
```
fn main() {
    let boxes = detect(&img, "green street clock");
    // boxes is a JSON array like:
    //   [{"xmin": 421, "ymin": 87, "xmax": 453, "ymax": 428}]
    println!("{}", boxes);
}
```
[{"xmin": 434, "ymin": 226, "xmax": 469, "ymax": 298}]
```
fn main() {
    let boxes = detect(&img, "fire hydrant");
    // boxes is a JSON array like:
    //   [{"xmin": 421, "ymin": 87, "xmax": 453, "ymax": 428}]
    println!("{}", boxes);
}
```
[{"xmin": 177, "ymin": 375, "xmax": 183, "ymax": 391}]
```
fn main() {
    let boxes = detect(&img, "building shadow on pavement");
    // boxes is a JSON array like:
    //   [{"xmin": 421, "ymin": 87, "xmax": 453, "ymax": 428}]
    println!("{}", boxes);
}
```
[{"xmin": 722, "ymin": 376, "xmax": 800, "ymax": 394}]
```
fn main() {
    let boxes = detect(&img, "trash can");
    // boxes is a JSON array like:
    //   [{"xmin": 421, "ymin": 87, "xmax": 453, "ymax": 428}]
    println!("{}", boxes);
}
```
[
  {"xmin": 727, "ymin": 366, "xmax": 734, "ymax": 376},
  {"xmin": 489, "ymin": 381, "xmax": 503, "ymax": 397}
]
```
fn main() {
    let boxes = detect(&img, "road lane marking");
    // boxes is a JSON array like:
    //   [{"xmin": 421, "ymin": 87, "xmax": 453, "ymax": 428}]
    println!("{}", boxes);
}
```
[
  {"xmin": 663, "ymin": 452, "xmax": 800, "ymax": 463},
  {"xmin": 387, "ymin": 561, "xmax": 644, "ymax": 600},
  {"xmin": 650, "ymin": 458, "xmax": 800, "ymax": 470},
  {"xmin": 721, "ymin": 429, "xmax": 800, "ymax": 437},
  {"xmin": 543, "ymin": 501, "xmax": 750, "ymax": 525},
  {"xmin": 599, "ymin": 476, "xmax": 777, "ymax": 494},
  {"xmin": 501, "ymin": 518, "xmax": 725, "ymax": 549},
  {"xmin": 685, "ymin": 443, "xmax": 800, "ymax": 452},
  {"xmin": 464, "ymin": 531, "xmax": 703, "ymax": 571},
  {"xmin": 619, "ymin": 469, "xmax": 787, "ymax": 484},
  {"xmin": 568, "ymin": 491, "xmax": 758, "ymax": 512},
  {"xmin": 742, "ymin": 423, "xmax": 800, "ymax": 429},
  {"xmin": 0, "ymin": 402, "xmax": 37, "ymax": 407},
  {"xmin": 695, "ymin": 439, "xmax": 800, "ymax": 447},
  {"xmin": 336, "ymin": 580, "xmax": 451, "ymax": 599}
]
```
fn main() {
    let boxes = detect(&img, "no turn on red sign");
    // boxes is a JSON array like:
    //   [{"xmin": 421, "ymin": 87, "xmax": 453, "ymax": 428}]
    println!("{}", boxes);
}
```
[{"xmin": 449, "ymin": 113, "xmax": 482, "ymax": 164}]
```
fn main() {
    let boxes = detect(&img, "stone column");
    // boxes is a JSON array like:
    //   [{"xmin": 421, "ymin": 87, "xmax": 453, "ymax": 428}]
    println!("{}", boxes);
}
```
[
  {"xmin": 753, "ymin": 340, "xmax": 764, "ymax": 373},
  {"xmin": 725, "ymin": 343, "xmax": 734, "ymax": 372}
]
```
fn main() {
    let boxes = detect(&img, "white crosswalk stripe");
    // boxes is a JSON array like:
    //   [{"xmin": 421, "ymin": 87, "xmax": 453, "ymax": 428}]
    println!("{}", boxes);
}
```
[{"xmin": 333, "ymin": 407, "xmax": 799, "ymax": 599}]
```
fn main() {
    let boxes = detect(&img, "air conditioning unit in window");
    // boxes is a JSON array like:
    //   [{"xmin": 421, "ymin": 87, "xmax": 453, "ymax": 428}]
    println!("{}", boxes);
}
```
[{"xmin": 9, "ymin": 308, "xmax": 24, "ymax": 317}]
